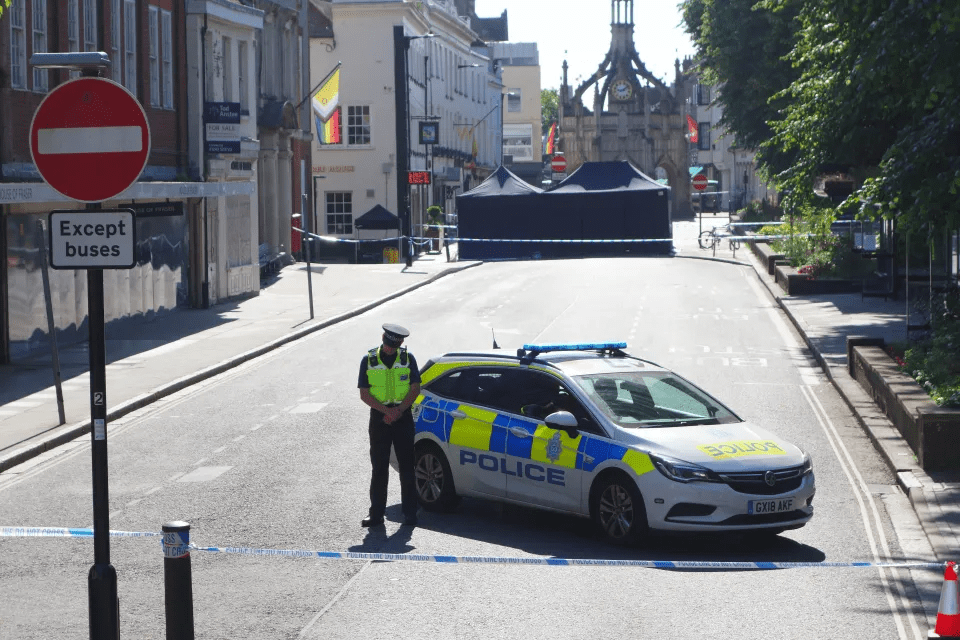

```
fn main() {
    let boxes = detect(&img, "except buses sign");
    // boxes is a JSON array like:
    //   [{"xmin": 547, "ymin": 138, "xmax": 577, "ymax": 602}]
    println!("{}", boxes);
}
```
[{"xmin": 30, "ymin": 77, "xmax": 151, "ymax": 203}]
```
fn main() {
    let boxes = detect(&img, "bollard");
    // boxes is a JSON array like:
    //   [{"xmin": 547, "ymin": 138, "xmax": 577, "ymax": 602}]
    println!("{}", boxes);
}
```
[{"xmin": 162, "ymin": 521, "xmax": 195, "ymax": 640}]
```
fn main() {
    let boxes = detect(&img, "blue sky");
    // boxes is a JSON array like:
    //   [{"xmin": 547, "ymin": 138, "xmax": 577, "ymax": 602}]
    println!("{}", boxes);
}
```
[{"xmin": 473, "ymin": 0, "xmax": 697, "ymax": 90}]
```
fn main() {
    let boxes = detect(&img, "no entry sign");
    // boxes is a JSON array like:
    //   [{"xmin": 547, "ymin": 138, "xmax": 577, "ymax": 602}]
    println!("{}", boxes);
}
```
[
  {"xmin": 692, "ymin": 173, "xmax": 708, "ymax": 191},
  {"xmin": 30, "ymin": 77, "xmax": 150, "ymax": 203},
  {"xmin": 551, "ymin": 155, "xmax": 567, "ymax": 173}
]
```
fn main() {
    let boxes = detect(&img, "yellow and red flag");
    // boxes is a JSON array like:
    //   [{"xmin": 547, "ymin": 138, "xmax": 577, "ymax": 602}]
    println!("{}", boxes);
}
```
[{"xmin": 686, "ymin": 115, "xmax": 698, "ymax": 144}]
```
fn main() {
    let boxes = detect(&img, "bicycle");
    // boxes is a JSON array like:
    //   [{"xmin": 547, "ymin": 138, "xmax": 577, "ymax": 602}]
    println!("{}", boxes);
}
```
[{"xmin": 698, "ymin": 224, "xmax": 741, "ymax": 252}]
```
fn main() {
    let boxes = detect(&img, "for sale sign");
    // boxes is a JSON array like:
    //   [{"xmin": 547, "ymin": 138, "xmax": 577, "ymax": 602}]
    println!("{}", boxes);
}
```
[{"xmin": 48, "ymin": 209, "xmax": 136, "ymax": 269}]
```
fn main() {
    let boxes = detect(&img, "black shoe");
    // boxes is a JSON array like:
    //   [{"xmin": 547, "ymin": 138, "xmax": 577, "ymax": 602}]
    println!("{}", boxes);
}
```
[
  {"xmin": 361, "ymin": 517, "xmax": 384, "ymax": 528},
  {"xmin": 403, "ymin": 515, "xmax": 418, "ymax": 526}
]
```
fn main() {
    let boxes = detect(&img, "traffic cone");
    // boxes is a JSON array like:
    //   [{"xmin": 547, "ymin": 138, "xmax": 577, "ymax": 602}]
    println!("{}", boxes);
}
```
[{"xmin": 933, "ymin": 562, "xmax": 960, "ymax": 638}]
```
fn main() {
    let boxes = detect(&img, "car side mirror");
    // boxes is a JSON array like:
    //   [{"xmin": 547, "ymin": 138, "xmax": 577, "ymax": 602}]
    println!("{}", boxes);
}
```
[{"xmin": 545, "ymin": 410, "xmax": 579, "ymax": 438}]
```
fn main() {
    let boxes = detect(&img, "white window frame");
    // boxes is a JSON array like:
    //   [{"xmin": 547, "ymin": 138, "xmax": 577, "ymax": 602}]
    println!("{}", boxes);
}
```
[
  {"xmin": 161, "ymin": 10, "xmax": 173, "ymax": 109},
  {"xmin": 32, "ymin": 0, "xmax": 48, "ymax": 92},
  {"xmin": 238, "ymin": 40, "xmax": 248, "ymax": 112},
  {"xmin": 325, "ymin": 192, "xmax": 353, "ymax": 235},
  {"xmin": 68, "ymin": 0, "xmax": 80, "ymax": 53},
  {"xmin": 222, "ymin": 36, "xmax": 233, "ymax": 102},
  {"xmin": 345, "ymin": 105, "xmax": 371, "ymax": 146},
  {"xmin": 83, "ymin": 0, "xmax": 97, "ymax": 51},
  {"xmin": 148, "ymin": 7, "xmax": 159, "ymax": 106},
  {"xmin": 111, "ymin": 0, "xmax": 122, "ymax": 83},
  {"xmin": 9, "ymin": 0, "xmax": 26, "ymax": 89},
  {"xmin": 123, "ymin": 0, "xmax": 137, "ymax": 93}
]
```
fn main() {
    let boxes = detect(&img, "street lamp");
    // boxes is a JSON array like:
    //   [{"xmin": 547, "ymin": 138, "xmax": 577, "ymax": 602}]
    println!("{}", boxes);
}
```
[
  {"xmin": 394, "ymin": 28, "xmax": 435, "ymax": 268},
  {"xmin": 500, "ymin": 91, "xmax": 516, "ymax": 166}
]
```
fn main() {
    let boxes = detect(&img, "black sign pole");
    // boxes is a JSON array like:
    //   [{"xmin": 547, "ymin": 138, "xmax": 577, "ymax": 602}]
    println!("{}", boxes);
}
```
[{"xmin": 85, "ymin": 200, "xmax": 118, "ymax": 640}]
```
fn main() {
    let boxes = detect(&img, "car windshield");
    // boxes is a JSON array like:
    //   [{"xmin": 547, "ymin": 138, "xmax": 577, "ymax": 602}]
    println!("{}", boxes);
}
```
[{"xmin": 572, "ymin": 371, "xmax": 741, "ymax": 428}]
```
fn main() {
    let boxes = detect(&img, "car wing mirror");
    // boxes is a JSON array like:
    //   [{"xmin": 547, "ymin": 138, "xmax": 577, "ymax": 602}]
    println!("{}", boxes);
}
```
[{"xmin": 544, "ymin": 410, "xmax": 579, "ymax": 438}]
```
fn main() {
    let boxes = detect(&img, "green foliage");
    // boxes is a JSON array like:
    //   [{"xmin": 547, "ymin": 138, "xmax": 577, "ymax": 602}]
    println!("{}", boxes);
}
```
[
  {"xmin": 426, "ymin": 205, "xmax": 443, "ymax": 224},
  {"xmin": 739, "ymin": 198, "xmax": 783, "ymax": 222},
  {"xmin": 681, "ymin": 0, "xmax": 803, "ymax": 177},
  {"xmin": 900, "ymin": 290, "xmax": 960, "ymax": 407},
  {"xmin": 541, "ymin": 89, "xmax": 559, "ymax": 134}
]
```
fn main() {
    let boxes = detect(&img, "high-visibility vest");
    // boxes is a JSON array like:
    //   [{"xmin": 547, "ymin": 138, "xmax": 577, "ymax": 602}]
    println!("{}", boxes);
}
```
[{"xmin": 365, "ymin": 346, "xmax": 411, "ymax": 404}]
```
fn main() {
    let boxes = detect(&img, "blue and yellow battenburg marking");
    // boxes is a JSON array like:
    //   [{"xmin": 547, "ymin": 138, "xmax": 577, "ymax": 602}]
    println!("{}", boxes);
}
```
[
  {"xmin": 697, "ymin": 440, "xmax": 786, "ymax": 460},
  {"xmin": 413, "ymin": 391, "xmax": 654, "ymax": 487}
]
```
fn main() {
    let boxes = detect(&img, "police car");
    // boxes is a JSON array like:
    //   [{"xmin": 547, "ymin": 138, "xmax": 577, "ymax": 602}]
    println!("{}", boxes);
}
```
[{"xmin": 403, "ymin": 342, "xmax": 814, "ymax": 545}]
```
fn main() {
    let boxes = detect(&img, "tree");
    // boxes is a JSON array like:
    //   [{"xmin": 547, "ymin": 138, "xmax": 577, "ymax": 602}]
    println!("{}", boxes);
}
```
[
  {"xmin": 681, "ymin": 0, "xmax": 803, "ymax": 178},
  {"xmin": 541, "ymin": 89, "xmax": 558, "ymax": 135},
  {"xmin": 761, "ymin": 0, "xmax": 960, "ymax": 232}
]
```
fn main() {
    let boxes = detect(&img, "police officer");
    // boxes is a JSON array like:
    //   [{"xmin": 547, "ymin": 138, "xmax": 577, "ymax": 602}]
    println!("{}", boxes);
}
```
[{"xmin": 358, "ymin": 323, "xmax": 421, "ymax": 527}]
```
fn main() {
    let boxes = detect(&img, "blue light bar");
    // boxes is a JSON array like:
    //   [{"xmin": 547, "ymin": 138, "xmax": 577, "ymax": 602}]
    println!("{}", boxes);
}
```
[{"xmin": 521, "ymin": 342, "xmax": 628, "ymax": 352}]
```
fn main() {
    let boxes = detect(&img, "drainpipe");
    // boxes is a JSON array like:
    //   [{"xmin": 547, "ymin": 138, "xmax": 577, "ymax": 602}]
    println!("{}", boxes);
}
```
[{"xmin": 200, "ymin": 15, "xmax": 210, "ymax": 308}]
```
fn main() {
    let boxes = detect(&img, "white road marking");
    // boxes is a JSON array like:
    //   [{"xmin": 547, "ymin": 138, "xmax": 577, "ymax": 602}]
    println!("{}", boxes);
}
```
[
  {"xmin": 213, "ymin": 446, "xmax": 227, "ymax": 454},
  {"xmin": 233, "ymin": 435, "xmax": 245, "ymax": 442},
  {"xmin": 289, "ymin": 403, "xmax": 329, "ymax": 414},
  {"xmin": 176, "ymin": 466, "xmax": 232, "ymax": 482}
]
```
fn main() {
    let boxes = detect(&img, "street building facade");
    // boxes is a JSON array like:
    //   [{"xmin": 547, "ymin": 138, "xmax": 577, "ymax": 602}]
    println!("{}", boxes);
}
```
[
  {"xmin": 307, "ymin": 0, "xmax": 504, "ymax": 262},
  {"xmin": 0, "ymin": 0, "xmax": 307, "ymax": 363}
]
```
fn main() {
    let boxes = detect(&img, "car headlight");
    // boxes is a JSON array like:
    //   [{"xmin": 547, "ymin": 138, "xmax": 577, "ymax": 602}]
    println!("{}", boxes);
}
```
[
  {"xmin": 650, "ymin": 454, "xmax": 719, "ymax": 483},
  {"xmin": 800, "ymin": 451, "xmax": 813, "ymax": 476}
]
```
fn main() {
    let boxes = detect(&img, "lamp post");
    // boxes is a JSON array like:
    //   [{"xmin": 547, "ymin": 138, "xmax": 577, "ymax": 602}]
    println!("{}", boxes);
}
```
[
  {"xmin": 394, "ymin": 27, "xmax": 434, "ymax": 268},
  {"xmin": 500, "ymin": 91, "xmax": 516, "ymax": 166}
]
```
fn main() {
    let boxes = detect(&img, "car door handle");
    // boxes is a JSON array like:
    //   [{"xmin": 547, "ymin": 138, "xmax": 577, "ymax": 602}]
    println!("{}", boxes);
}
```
[
  {"xmin": 447, "ymin": 410, "xmax": 466, "ymax": 420},
  {"xmin": 509, "ymin": 427, "xmax": 532, "ymax": 438}
]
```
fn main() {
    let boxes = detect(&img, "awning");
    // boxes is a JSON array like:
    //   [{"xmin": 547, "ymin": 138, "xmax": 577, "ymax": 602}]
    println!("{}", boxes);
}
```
[{"xmin": 689, "ymin": 166, "xmax": 704, "ymax": 177}]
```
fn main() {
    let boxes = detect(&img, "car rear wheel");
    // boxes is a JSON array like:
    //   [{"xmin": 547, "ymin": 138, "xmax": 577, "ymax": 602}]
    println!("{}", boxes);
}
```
[
  {"xmin": 591, "ymin": 472, "xmax": 648, "ymax": 545},
  {"xmin": 414, "ymin": 442, "xmax": 458, "ymax": 512}
]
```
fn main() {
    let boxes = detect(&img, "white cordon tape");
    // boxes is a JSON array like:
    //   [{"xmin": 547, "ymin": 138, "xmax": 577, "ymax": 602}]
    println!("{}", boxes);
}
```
[
  {"xmin": 1, "ymin": 526, "xmax": 161, "ymax": 539},
  {"xmin": 456, "ymin": 238, "xmax": 672, "ymax": 244},
  {"xmin": 1, "ymin": 527, "xmax": 948, "ymax": 570}
]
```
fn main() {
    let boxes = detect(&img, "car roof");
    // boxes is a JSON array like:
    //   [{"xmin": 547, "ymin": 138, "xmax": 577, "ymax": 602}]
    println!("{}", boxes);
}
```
[{"xmin": 428, "ymin": 346, "xmax": 669, "ymax": 377}]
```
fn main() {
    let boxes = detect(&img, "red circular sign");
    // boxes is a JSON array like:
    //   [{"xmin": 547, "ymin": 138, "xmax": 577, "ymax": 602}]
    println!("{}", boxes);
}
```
[
  {"xmin": 30, "ymin": 77, "xmax": 150, "ymax": 203},
  {"xmin": 551, "ymin": 155, "xmax": 567, "ymax": 172},
  {"xmin": 692, "ymin": 173, "xmax": 708, "ymax": 191}
]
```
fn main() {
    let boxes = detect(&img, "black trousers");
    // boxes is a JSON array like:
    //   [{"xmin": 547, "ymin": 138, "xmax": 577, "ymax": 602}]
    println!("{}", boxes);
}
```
[{"xmin": 367, "ymin": 408, "xmax": 418, "ymax": 520}]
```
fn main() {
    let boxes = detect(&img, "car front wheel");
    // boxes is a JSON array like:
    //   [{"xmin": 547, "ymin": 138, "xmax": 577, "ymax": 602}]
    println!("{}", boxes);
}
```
[
  {"xmin": 414, "ymin": 442, "xmax": 458, "ymax": 512},
  {"xmin": 591, "ymin": 472, "xmax": 648, "ymax": 545}
]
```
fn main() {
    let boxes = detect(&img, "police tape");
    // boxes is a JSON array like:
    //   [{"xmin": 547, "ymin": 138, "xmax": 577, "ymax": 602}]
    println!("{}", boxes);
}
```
[
  {"xmin": 1, "ymin": 526, "xmax": 948, "ymax": 570},
  {"xmin": 1, "ymin": 526, "xmax": 161, "ymax": 538},
  {"xmin": 455, "ymin": 238, "xmax": 672, "ymax": 244}
]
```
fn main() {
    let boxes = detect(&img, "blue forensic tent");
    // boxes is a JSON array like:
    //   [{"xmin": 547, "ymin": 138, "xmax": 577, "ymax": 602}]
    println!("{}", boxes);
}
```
[
  {"xmin": 354, "ymin": 204, "xmax": 400, "ymax": 229},
  {"xmin": 456, "ymin": 161, "xmax": 671, "ymax": 260}
]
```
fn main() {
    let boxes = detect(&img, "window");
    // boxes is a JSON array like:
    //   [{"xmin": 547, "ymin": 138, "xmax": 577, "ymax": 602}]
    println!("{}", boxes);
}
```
[
  {"xmin": 148, "ymin": 7, "xmax": 159, "ymax": 106},
  {"xmin": 161, "ymin": 10, "xmax": 173, "ymax": 109},
  {"xmin": 698, "ymin": 122, "xmax": 711, "ymax": 151},
  {"xmin": 111, "ymin": 0, "xmax": 121, "ymax": 83},
  {"xmin": 83, "ymin": 0, "xmax": 97, "ymax": 50},
  {"xmin": 68, "ymin": 0, "xmax": 79, "ymax": 54},
  {"xmin": 507, "ymin": 89, "xmax": 521, "ymax": 113},
  {"xmin": 503, "ymin": 123, "xmax": 533, "ymax": 162},
  {"xmin": 204, "ymin": 32, "xmax": 214, "ymax": 100},
  {"xmin": 238, "ymin": 41, "xmax": 248, "ymax": 112},
  {"xmin": 123, "ymin": 0, "xmax": 137, "ymax": 93},
  {"xmin": 68, "ymin": 0, "xmax": 80, "ymax": 79},
  {"xmin": 697, "ymin": 83, "xmax": 711, "ymax": 105},
  {"xmin": 9, "ymin": 0, "xmax": 26, "ymax": 89},
  {"xmin": 222, "ymin": 36, "xmax": 232, "ymax": 102},
  {"xmin": 32, "ymin": 0, "xmax": 48, "ymax": 92},
  {"xmin": 325, "ymin": 192, "xmax": 353, "ymax": 234},
  {"xmin": 346, "ymin": 106, "xmax": 371, "ymax": 145}
]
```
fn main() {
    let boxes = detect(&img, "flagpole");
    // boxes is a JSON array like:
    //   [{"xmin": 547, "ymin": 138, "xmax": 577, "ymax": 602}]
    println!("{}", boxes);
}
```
[{"xmin": 296, "ymin": 61, "xmax": 343, "ymax": 111}]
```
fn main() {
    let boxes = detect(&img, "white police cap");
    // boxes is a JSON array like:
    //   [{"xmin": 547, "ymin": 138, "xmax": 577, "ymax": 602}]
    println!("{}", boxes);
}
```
[{"xmin": 382, "ymin": 323, "xmax": 410, "ymax": 345}]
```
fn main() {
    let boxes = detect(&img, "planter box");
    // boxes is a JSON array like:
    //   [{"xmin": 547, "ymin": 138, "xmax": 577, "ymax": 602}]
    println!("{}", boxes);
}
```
[
  {"xmin": 749, "ymin": 241, "xmax": 786, "ymax": 275},
  {"xmin": 773, "ymin": 264, "xmax": 862, "ymax": 295},
  {"xmin": 851, "ymin": 344, "xmax": 960, "ymax": 471}
]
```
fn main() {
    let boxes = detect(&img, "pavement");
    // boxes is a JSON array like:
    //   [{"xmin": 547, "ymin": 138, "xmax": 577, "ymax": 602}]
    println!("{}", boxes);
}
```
[{"xmin": 1, "ymin": 219, "xmax": 957, "ymax": 565}]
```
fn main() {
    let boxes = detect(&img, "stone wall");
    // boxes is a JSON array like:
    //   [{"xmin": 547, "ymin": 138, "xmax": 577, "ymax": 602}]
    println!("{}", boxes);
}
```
[{"xmin": 850, "ymin": 344, "xmax": 960, "ymax": 471}]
